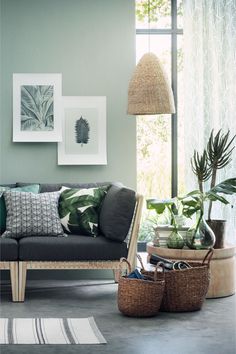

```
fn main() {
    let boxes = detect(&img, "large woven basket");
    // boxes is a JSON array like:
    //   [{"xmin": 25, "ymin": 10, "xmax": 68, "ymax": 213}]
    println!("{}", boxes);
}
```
[
  {"xmin": 117, "ymin": 257, "xmax": 165, "ymax": 317},
  {"xmin": 141, "ymin": 249, "xmax": 213, "ymax": 312}
]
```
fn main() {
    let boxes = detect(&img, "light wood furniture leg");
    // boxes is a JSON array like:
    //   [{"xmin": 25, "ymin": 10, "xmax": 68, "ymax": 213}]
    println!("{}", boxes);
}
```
[
  {"xmin": 19, "ymin": 262, "xmax": 27, "ymax": 302},
  {"xmin": 9, "ymin": 262, "xmax": 19, "ymax": 302},
  {"xmin": 113, "ymin": 269, "xmax": 120, "ymax": 283},
  {"xmin": 16, "ymin": 194, "xmax": 144, "ymax": 301},
  {"xmin": 127, "ymin": 194, "xmax": 144, "ymax": 270}
]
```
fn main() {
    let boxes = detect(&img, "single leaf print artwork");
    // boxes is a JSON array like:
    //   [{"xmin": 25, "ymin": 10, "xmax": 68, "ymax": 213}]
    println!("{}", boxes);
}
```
[
  {"xmin": 21, "ymin": 85, "xmax": 54, "ymax": 131},
  {"xmin": 75, "ymin": 116, "xmax": 90, "ymax": 146}
]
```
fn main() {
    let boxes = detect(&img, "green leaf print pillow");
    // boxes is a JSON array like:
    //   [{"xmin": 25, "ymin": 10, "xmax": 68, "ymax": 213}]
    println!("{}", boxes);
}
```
[{"xmin": 58, "ymin": 186, "xmax": 108, "ymax": 237}]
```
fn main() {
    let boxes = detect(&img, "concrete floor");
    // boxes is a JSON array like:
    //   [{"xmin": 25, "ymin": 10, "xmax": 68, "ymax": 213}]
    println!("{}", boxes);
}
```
[{"xmin": 0, "ymin": 279, "xmax": 236, "ymax": 354}]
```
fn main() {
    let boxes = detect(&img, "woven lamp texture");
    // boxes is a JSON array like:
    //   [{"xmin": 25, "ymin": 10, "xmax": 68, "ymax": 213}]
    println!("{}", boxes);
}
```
[{"xmin": 127, "ymin": 53, "xmax": 175, "ymax": 115}]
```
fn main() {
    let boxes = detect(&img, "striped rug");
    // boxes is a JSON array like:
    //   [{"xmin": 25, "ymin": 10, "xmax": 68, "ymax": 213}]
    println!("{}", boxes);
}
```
[{"xmin": 0, "ymin": 317, "xmax": 106, "ymax": 344}]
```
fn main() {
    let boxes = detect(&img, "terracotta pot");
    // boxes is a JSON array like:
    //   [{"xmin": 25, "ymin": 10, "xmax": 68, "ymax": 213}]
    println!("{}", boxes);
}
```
[{"xmin": 206, "ymin": 220, "xmax": 226, "ymax": 249}]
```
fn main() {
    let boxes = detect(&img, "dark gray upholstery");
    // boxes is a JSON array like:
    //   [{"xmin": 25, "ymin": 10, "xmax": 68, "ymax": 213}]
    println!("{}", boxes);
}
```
[
  {"xmin": 0, "ymin": 184, "xmax": 16, "ymax": 188},
  {"xmin": 0, "ymin": 238, "xmax": 18, "ymax": 261},
  {"xmin": 16, "ymin": 182, "xmax": 110, "ymax": 193},
  {"xmin": 99, "ymin": 184, "xmax": 136, "ymax": 242},
  {"xmin": 1, "ymin": 182, "xmax": 135, "ymax": 263},
  {"xmin": 19, "ymin": 235, "xmax": 128, "ymax": 261}
]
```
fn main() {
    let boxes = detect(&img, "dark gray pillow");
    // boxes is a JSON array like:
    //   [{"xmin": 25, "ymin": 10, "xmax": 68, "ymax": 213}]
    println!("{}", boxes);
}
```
[{"xmin": 99, "ymin": 184, "xmax": 136, "ymax": 242}]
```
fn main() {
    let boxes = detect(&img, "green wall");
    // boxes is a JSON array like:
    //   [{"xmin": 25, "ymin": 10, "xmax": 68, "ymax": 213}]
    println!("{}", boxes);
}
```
[{"xmin": 0, "ymin": 0, "xmax": 136, "ymax": 189}]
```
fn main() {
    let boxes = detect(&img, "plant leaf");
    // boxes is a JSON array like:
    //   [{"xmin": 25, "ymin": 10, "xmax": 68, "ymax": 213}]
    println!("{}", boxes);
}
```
[
  {"xmin": 146, "ymin": 198, "xmax": 174, "ymax": 214},
  {"xmin": 75, "ymin": 116, "xmax": 90, "ymax": 146},
  {"xmin": 206, "ymin": 191, "xmax": 229, "ymax": 204},
  {"xmin": 209, "ymin": 178, "xmax": 236, "ymax": 195}
]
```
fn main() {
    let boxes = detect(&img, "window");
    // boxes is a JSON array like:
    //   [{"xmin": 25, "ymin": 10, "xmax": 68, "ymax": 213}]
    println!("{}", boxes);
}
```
[{"xmin": 136, "ymin": 0, "xmax": 183, "ymax": 243}]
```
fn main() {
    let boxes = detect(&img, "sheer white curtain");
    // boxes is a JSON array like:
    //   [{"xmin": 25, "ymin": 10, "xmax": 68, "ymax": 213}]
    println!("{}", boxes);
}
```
[{"xmin": 183, "ymin": 0, "xmax": 236, "ymax": 244}]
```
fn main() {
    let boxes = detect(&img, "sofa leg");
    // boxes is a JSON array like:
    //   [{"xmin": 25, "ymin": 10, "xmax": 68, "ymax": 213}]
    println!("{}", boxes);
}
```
[
  {"xmin": 19, "ymin": 262, "xmax": 27, "ymax": 302},
  {"xmin": 113, "ymin": 269, "xmax": 120, "ymax": 283},
  {"xmin": 10, "ymin": 262, "xmax": 19, "ymax": 302}
]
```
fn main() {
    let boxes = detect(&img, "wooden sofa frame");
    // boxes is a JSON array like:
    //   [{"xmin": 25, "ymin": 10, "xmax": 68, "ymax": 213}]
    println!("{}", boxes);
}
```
[
  {"xmin": 0, "ymin": 261, "xmax": 18, "ymax": 302},
  {"xmin": 18, "ymin": 194, "xmax": 143, "ymax": 302}
]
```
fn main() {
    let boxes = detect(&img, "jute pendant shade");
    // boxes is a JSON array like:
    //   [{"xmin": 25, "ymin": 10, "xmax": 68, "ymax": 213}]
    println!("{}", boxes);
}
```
[{"xmin": 127, "ymin": 52, "xmax": 175, "ymax": 115}]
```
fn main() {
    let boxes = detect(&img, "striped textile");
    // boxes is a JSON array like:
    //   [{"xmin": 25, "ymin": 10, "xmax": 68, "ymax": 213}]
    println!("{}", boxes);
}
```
[{"xmin": 0, "ymin": 317, "xmax": 106, "ymax": 344}]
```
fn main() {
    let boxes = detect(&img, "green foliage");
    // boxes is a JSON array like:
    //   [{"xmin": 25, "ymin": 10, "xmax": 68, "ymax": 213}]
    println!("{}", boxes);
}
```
[
  {"xmin": 207, "ymin": 129, "xmax": 235, "ymax": 171},
  {"xmin": 136, "ymin": 0, "xmax": 183, "ymax": 23},
  {"xmin": 138, "ymin": 218, "xmax": 155, "ymax": 241},
  {"xmin": 190, "ymin": 129, "xmax": 236, "ymax": 220},
  {"xmin": 191, "ymin": 150, "xmax": 212, "ymax": 191},
  {"xmin": 136, "ymin": 0, "xmax": 170, "ymax": 23},
  {"xmin": 207, "ymin": 178, "xmax": 236, "ymax": 201},
  {"xmin": 180, "ymin": 178, "xmax": 236, "ymax": 220},
  {"xmin": 146, "ymin": 198, "xmax": 174, "ymax": 213},
  {"xmin": 146, "ymin": 198, "xmax": 181, "ymax": 230},
  {"xmin": 21, "ymin": 85, "xmax": 53, "ymax": 131}
]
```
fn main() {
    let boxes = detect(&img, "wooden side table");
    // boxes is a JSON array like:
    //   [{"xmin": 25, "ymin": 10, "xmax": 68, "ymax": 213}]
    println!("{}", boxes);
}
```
[{"xmin": 146, "ymin": 242, "xmax": 236, "ymax": 299}]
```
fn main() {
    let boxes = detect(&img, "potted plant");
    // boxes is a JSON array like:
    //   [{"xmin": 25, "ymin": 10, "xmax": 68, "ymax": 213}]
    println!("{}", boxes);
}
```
[
  {"xmin": 146, "ymin": 198, "xmax": 186, "ymax": 249},
  {"xmin": 191, "ymin": 129, "xmax": 236, "ymax": 248}
]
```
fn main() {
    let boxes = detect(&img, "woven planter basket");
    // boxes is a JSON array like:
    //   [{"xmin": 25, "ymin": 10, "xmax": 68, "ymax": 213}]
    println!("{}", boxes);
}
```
[
  {"xmin": 140, "ymin": 249, "xmax": 213, "ymax": 313},
  {"xmin": 117, "ymin": 257, "xmax": 165, "ymax": 317}
]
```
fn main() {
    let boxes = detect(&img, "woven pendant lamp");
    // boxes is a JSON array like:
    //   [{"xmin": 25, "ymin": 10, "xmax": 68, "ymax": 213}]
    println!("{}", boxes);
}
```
[{"xmin": 127, "ymin": 52, "xmax": 175, "ymax": 115}]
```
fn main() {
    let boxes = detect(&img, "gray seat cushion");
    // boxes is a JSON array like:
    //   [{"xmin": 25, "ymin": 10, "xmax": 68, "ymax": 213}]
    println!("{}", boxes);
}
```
[
  {"xmin": 19, "ymin": 235, "xmax": 128, "ymax": 261},
  {"xmin": 0, "ymin": 238, "xmax": 18, "ymax": 261}
]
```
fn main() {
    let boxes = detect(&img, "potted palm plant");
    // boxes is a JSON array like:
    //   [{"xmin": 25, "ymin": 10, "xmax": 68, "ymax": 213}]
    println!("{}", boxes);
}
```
[{"xmin": 190, "ymin": 129, "xmax": 236, "ymax": 248}]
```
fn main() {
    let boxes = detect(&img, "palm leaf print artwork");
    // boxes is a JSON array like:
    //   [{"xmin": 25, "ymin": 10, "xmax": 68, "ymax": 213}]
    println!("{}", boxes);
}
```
[
  {"xmin": 75, "ymin": 116, "xmax": 90, "ymax": 146},
  {"xmin": 21, "ymin": 85, "xmax": 54, "ymax": 131}
]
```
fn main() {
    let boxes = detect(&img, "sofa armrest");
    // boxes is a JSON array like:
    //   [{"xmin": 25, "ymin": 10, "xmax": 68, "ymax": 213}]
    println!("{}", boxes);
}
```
[{"xmin": 127, "ymin": 194, "xmax": 144, "ymax": 269}]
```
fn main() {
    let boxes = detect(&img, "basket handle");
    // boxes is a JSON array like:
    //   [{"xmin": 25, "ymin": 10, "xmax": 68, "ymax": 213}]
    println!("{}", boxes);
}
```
[
  {"xmin": 119, "ymin": 257, "xmax": 131, "ymax": 275},
  {"xmin": 137, "ymin": 253, "xmax": 165, "ymax": 281},
  {"xmin": 202, "ymin": 248, "xmax": 214, "ymax": 267},
  {"xmin": 153, "ymin": 262, "xmax": 165, "ymax": 281},
  {"xmin": 136, "ymin": 253, "xmax": 145, "ymax": 271}
]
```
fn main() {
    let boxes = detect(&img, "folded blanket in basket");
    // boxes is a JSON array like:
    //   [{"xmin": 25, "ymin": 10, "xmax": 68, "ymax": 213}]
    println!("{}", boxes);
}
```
[{"xmin": 127, "ymin": 269, "xmax": 145, "ymax": 279}]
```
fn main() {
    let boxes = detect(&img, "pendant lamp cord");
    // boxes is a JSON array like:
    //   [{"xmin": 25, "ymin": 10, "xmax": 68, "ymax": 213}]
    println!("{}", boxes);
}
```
[{"xmin": 148, "ymin": 0, "xmax": 150, "ymax": 52}]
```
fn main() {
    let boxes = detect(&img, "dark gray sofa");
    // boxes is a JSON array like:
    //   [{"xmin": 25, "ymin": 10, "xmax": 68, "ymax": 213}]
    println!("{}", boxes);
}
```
[
  {"xmin": 0, "ymin": 238, "xmax": 18, "ymax": 261},
  {"xmin": 0, "ymin": 238, "xmax": 19, "ymax": 301},
  {"xmin": 0, "ymin": 182, "xmax": 143, "ymax": 302}
]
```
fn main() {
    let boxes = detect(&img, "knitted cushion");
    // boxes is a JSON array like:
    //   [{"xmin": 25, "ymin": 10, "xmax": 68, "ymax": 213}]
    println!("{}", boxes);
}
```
[
  {"xmin": 2, "ymin": 191, "xmax": 65, "ymax": 239},
  {"xmin": 0, "ymin": 184, "xmax": 40, "ymax": 233}
]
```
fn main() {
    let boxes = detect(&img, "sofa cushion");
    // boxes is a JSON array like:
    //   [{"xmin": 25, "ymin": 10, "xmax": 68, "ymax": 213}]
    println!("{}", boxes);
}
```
[
  {"xmin": 99, "ymin": 184, "xmax": 136, "ymax": 242},
  {"xmin": 2, "ymin": 191, "xmax": 65, "ymax": 239},
  {"xmin": 59, "ymin": 186, "xmax": 108, "ymax": 237},
  {"xmin": 19, "ymin": 235, "xmax": 128, "ymax": 261},
  {"xmin": 0, "ymin": 184, "xmax": 40, "ymax": 234},
  {"xmin": 0, "ymin": 238, "xmax": 18, "ymax": 261},
  {"xmin": 16, "ymin": 182, "xmax": 110, "ymax": 193}
]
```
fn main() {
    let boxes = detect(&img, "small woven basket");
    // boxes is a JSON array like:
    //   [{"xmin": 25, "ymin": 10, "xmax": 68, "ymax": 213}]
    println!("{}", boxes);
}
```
[
  {"xmin": 141, "ymin": 249, "xmax": 213, "ymax": 313},
  {"xmin": 117, "ymin": 257, "xmax": 165, "ymax": 317}
]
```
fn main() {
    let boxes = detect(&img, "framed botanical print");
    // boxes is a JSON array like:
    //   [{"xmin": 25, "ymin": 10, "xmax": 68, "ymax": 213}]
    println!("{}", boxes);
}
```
[
  {"xmin": 58, "ymin": 96, "xmax": 107, "ymax": 165},
  {"xmin": 13, "ymin": 73, "xmax": 62, "ymax": 142}
]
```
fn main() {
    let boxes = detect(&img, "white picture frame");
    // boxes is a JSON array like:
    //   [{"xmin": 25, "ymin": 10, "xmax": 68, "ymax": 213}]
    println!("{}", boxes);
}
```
[
  {"xmin": 13, "ymin": 73, "xmax": 62, "ymax": 142},
  {"xmin": 58, "ymin": 96, "xmax": 107, "ymax": 165}
]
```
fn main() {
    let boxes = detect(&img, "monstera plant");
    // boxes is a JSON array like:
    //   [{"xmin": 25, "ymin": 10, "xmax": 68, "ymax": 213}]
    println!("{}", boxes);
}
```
[{"xmin": 189, "ymin": 129, "xmax": 236, "ymax": 248}]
